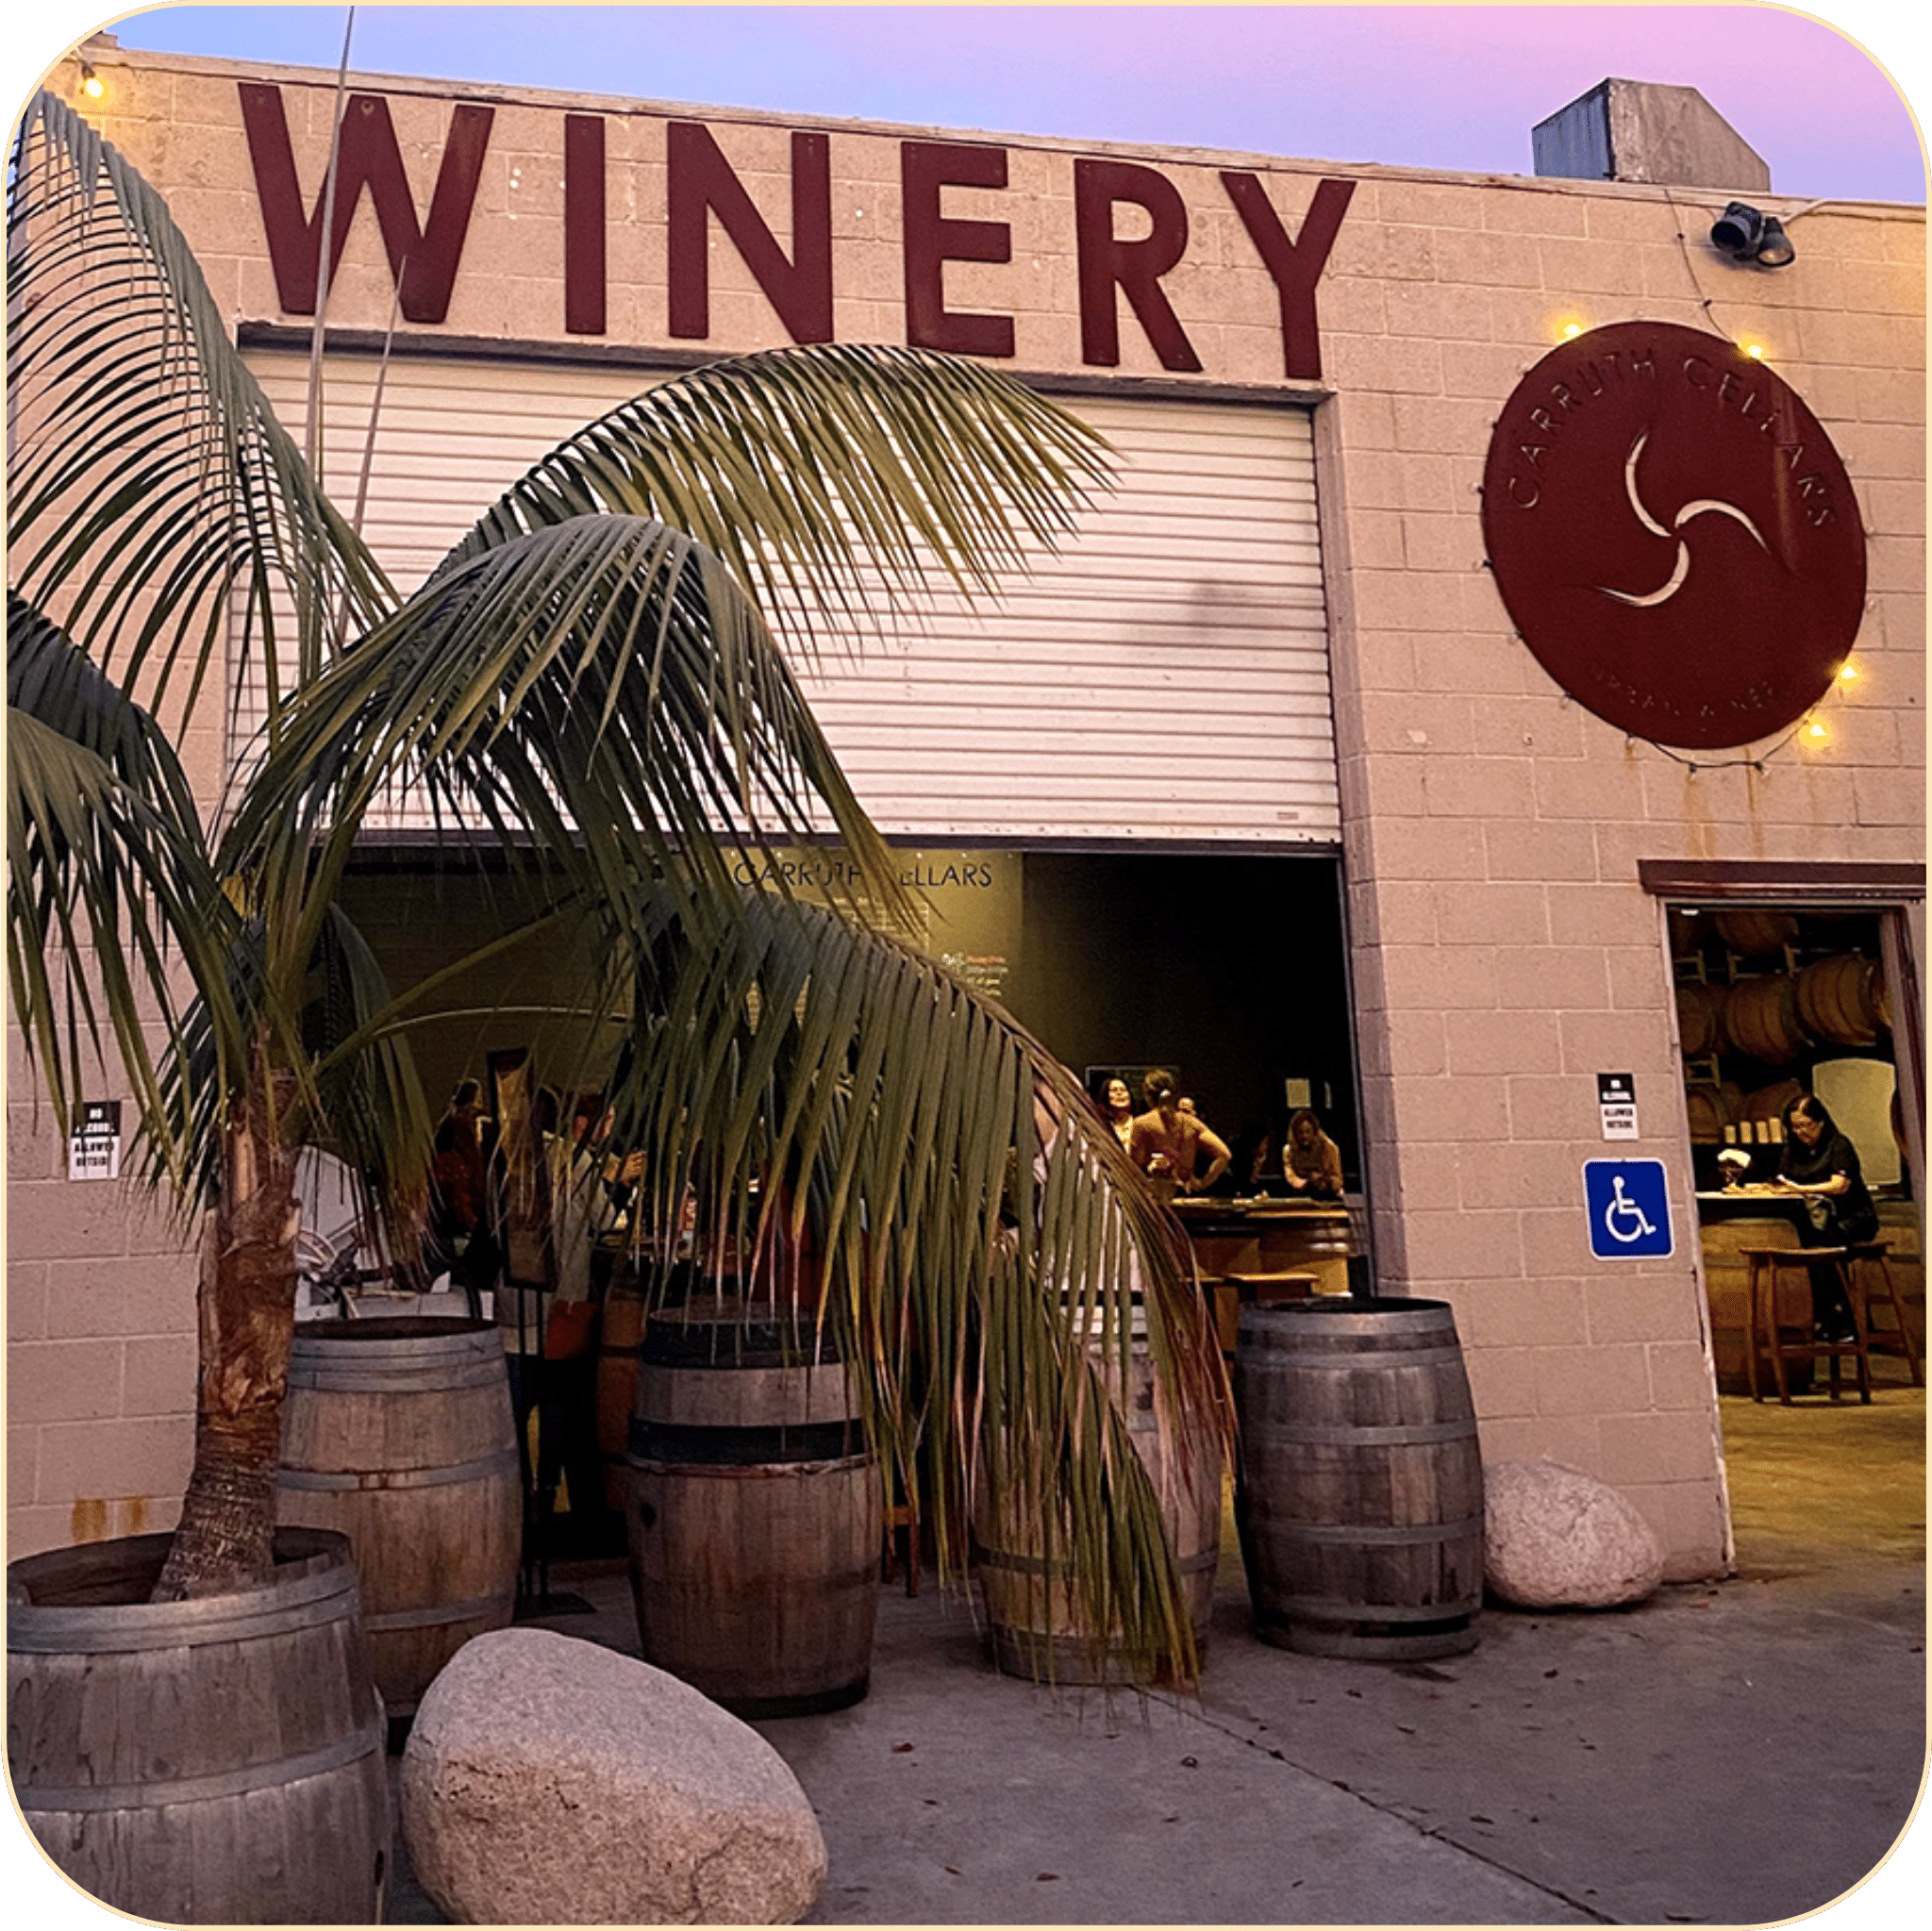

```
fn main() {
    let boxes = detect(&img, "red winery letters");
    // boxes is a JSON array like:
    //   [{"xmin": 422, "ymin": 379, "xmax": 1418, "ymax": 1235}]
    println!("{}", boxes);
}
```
[{"xmin": 238, "ymin": 84, "xmax": 1353, "ymax": 380}]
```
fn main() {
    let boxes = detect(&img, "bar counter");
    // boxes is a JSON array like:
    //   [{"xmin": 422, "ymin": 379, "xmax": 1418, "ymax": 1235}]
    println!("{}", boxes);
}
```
[{"xmin": 1173, "ymin": 1196, "xmax": 1357, "ymax": 1348}]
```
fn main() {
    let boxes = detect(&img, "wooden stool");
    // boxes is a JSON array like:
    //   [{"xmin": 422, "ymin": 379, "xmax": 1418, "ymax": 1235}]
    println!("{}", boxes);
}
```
[
  {"xmin": 1739, "ymin": 1246, "xmax": 1871, "ymax": 1406},
  {"xmin": 1844, "ymin": 1241, "xmax": 1924, "ymax": 1386},
  {"xmin": 880, "ymin": 1488, "xmax": 920, "ymax": 1596}
]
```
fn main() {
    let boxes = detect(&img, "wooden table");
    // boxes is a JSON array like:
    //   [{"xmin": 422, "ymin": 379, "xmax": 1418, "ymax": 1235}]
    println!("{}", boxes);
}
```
[
  {"xmin": 1174, "ymin": 1198, "xmax": 1357, "ymax": 1349},
  {"xmin": 1696, "ymin": 1188, "xmax": 1815, "ymax": 1394}
]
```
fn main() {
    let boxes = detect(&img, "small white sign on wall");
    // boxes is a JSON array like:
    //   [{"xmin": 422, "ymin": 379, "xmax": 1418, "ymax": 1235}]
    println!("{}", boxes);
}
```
[
  {"xmin": 1597, "ymin": 1073, "xmax": 1639, "ymax": 1141},
  {"xmin": 67, "ymin": 1100, "xmax": 124, "ymax": 1182}
]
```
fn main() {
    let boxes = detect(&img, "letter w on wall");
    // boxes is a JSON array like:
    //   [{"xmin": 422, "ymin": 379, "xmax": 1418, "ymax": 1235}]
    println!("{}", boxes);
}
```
[{"xmin": 240, "ymin": 83, "xmax": 493, "ymax": 324}]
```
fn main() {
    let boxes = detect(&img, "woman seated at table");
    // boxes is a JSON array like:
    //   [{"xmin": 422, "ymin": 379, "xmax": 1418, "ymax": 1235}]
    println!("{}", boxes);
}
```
[
  {"xmin": 1282, "ymin": 1108, "xmax": 1345, "ymax": 1200},
  {"xmin": 1128, "ymin": 1070, "xmax": 1230, "ymax": 1197},
  {"xmin": 1776, "ymin": 1092, "xmax": 1877, "ymax": 1342}
]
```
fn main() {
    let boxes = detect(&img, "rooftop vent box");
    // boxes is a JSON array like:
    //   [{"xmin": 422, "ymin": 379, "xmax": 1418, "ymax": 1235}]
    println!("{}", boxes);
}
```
[{"xmin": 1533, "ymin": 78, "xmax": 1771, "ymax": 191}]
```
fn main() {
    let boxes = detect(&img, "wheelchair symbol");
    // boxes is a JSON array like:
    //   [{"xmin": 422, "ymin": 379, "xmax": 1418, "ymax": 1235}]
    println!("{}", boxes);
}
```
[{"xmin": 1602, "ymin": 1174, "xmax": 1657, "ymax": 1244}]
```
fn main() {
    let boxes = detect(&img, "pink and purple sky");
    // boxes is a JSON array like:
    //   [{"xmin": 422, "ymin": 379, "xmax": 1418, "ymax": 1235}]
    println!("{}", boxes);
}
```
[{"xmin": 19, "ymin": 4, "xmax": 1929, "ymax": 204}]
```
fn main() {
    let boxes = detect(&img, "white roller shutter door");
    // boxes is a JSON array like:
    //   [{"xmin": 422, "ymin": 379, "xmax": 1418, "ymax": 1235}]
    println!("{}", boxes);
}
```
[{"xmin": 242, "ymin": 353, "xmax": 1338, "ymax": 842}]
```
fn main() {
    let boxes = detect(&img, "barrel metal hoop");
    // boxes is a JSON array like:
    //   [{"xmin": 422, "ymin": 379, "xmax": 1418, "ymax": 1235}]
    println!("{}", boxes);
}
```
[
  {"xmin": 628, "ymin": 1452, "xmax": 874, "ymax": 1479},
  {"xmin": 17, "ymin": 1716, "xmax": 385, "ymax": 1813},
  {"xmin": 7, "ymin": 1567, "xmax": 360, "ymax": 1654},
  {"xmin": 979, "ymin": 1544, "xmax": 1219, "ymax": 1579},
  {"xmin": 362, "ymin": 1590, "xmax": 514, "ymax": 1633},
  {"xmin": 1258, "ymin": 1593, "xmax": 1483, "ymax": 1625},
  {"xmin": 1237, "ymin": 1346, "xmax": 1464, "ymax": 1370},
  {"xmin": 276, "ymin": 1447, "xmax": 521, "ymax": 1492},
  {"xmin": 627, "ymin": 1417, "xmax": 863, "ymax": 1465},
  {"xmin": 1244, "ymin": 1419, "xmax": 1477, "ymax": 1447},
  {"xmin": 1248, "ymin": 1514, "xmax": 1485, "ymax": 1546},
  {"xmin": 286, "ymin": 1360, "xmax": 508, "ymax": 1393}
]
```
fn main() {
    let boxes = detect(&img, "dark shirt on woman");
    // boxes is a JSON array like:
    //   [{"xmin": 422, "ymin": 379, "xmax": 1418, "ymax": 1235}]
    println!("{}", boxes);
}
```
[{"xmin": 1779, "ymin": 1129, "xmax": 1877, "ymax": 1246}]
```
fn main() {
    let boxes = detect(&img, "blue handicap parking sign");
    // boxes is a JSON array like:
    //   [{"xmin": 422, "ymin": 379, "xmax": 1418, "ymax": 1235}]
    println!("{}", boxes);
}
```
[{"xmin": 1583, "ymin": 1159, "xmax": 1674, "ymax": 1260}]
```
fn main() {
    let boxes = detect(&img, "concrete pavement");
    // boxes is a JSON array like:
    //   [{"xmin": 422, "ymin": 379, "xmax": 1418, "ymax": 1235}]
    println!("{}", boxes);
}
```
[{"xmin": 391, "ymin": 1375, "xmax": 1925, "ymax": 1925}]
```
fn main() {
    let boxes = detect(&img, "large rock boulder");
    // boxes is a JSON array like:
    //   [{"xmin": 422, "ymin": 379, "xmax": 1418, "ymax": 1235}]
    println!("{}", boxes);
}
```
[
  {"xmin": 401, "ymin": 1627, "xmax": 826, "ymax": 1924},
  {"xmin": 1483, "ymin": 1458, "xmax": 1665, "ymax": 1609}
]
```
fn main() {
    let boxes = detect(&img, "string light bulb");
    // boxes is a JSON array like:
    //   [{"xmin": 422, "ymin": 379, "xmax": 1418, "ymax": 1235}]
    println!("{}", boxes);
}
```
[
  {"xmin": 79, "ymin": 61, "xmax": 104, "ymax": 100},
  {"xmin": 1742, "ymin": 341, "xmax": 1767, "ymax": 360},
  {"xmin": 1837, "ymin": 660, "xmax": 1859, "ymax": 683},
  {"xmin": 1804, "ymin": 718, "xmax": 1830, "ymax": 744},
  {"xmin": 1560, "ymin": 321, "xmax": 1583, "ymax": 340}
]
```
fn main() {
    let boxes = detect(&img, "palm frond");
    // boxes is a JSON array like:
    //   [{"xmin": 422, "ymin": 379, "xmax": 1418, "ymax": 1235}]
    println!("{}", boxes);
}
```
[
  {"xmin": 227, "ymin": 515, "xmax": 909, "ymax": 966},
  {"xmin": 610, "ymin": 888, "xmax": 1230, "ymax": 1683},
  {"xmin": 5, "ymin": 598, "xmax": 239, "ymax": 1158},
  {"xmin": 8, "ymin": 89, "xmax": 392, "ymax": 723},
  {"xmin": 434, "ymin": 341, "xmax": 1114, "ymax": 659}
]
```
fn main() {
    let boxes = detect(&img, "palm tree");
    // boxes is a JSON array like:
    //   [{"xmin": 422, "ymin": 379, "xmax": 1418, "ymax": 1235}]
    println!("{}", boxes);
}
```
[{"xmin": 8, "ymin": 89, "xmax": 1226, "ymax": 1673}]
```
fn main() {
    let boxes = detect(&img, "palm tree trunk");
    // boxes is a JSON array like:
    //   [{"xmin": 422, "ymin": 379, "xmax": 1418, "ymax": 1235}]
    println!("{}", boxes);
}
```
[{"xmin": 151, "ymin": 1057, "xmax": 300, "ymax": 1601}]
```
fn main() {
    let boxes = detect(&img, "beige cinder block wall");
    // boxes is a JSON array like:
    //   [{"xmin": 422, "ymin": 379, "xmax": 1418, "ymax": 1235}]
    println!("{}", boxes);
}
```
[
  {"xmin": 10, "ymin": 42, "xmax": 1924, "ymax": 1570},
  {"xmin": 1311, "ymin": 175, "xmax": 1924, "ymax": 1578}
]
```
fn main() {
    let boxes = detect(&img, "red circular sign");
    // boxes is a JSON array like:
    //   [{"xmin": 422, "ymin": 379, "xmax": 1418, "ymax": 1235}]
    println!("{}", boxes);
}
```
[{"xmin": 1480, "ymin": 322, "xmax": 1866, "ymax": 750}]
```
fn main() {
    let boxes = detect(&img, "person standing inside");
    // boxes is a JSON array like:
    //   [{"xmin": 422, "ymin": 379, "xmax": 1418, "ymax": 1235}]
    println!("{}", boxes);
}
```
[
  {"xmin": 428, "ymin": 1079, "xmax": 498, "ymax": 1312},
  {"xmin": 1282, "ymin": 1108, "xmax": 1345, "ymax": 1200},
  {"xmin": 1101, "ymin": 1075, "xmax": 1137, "ymax": 1153},
  {"xmin": 1128, "ymin": 1069, "xmax": 1230, "ymax": 1197}
]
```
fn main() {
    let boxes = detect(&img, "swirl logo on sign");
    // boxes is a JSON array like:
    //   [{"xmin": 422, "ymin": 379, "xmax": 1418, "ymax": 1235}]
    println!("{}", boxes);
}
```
[{"xmin": 1480, "ymin": 322, "xmax": 1866, "ymax": 750}]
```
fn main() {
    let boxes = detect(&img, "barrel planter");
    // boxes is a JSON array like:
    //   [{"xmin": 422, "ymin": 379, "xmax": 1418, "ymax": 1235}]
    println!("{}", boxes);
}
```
[
  {"xmin": 625, "ymin": 1295, "xmax": 880, "ymax": 1718},
  {"xmin": 595, "ymin": 1265, "xmax": 647, "ymax": 1512},
  {"xmin": 974, "ymin": 1305, "xmax": 1222, "ymax": 1686},
  {"xmin": 7, "ymin": 1528, "xmax": 390, "ymax": 1924},
  {"xmin": 1721, "ymin": 974, "xmax": 1808, "ymax": 1066},
  {"xmin": 276, "ymin": 1317, "xmax": 522, "ymax": 1718},
  {"xmin": 1794, "ymin": 954, "xmax": 1881, "ymax": 1048},
  {"xmin": 1234, "ymin": 1297, "xmax": 1482, "ymax": 1661}
]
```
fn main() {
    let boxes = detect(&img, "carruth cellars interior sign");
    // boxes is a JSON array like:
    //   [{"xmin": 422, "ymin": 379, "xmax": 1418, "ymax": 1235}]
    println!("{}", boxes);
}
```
[
  {"xmin": 235, "ymin": 82, "xmax": 1354, "ymax": 378},
  {"xmin": 1480, "ymin": 321, "xmax": 1867, "ymax": 750}
]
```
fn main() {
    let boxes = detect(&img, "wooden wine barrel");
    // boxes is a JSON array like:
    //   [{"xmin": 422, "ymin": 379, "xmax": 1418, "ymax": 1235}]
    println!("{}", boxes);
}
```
[
  {"xmin": 1684, "ymin": 1080, "xmax": 1745, "ymax": 1144},
  {"xmin": 1713, "ymin": 908, "xmax": 1799, "ymax": 958},
  {"xmin": 1700, "ymin": 1216, "xmax": 1812, "ymax": 1395},
  {"xmin": 625, "ymin": 1296, "xmax": 879, "ymax": 1718},
  {"xmin": 1796, "ymin": 955, "xmax": 1880, "ymax": 1048},
  {"xmin": 7, "ymin": 1528, "xmax": 390, "ymax": 1925},
  {"xmin": 1666, "ymin": 907, "xmax": 1707, "ymax": 961},
  {"xmin": 1233, "ymin": 1298, "xmax": 1482, "ymax": 1661},
  {"xmin": 595, "ymin": 1267, "xmax": 647, "ymax": 1513},
  {"xmin": 1873, "ymin": 959, "xmax": 1892, "ymax": 1033},
  {"xmin": 276, "ymin": 1317, "xmax": 521, "ymax": 1718},
  {"xmin": 1675, "ymin": 982, "xmax": 1728, "ymax": 1060},
  {"xmin": 975, "ymin": 1304, "xmax": 1222, "ymax": 1686},
  {"xmin": 1722, "ymin": 975, "xmax": 1808, "ymax": 1066},
  {"xmin": 1741, "ymin": 1078, "xmax": 1807, "ymax": 1129}
]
